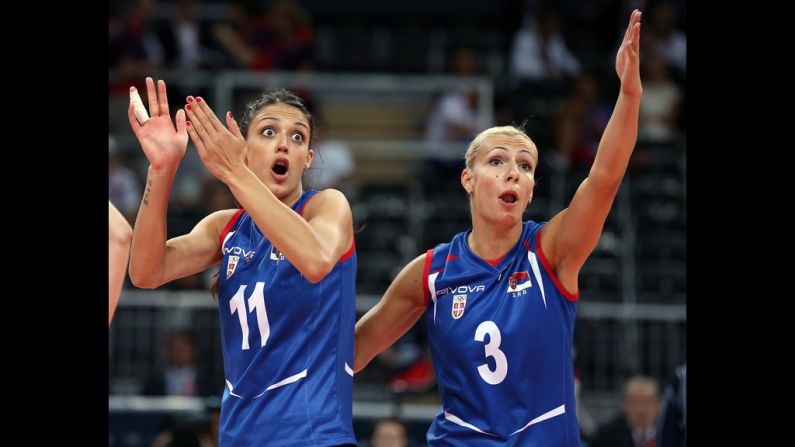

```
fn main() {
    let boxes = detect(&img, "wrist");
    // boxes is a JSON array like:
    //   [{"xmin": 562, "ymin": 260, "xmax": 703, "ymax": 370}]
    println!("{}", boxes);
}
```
[
  {"xmin": 620, "ymin": 85, "xmax": 643, "ymax": 99},
  {"xmin": 224, "ymin": 163, "xmax": 253, "ymax": 188},
  {"xmin": 148, "ymin": 163, "xmax": 179, "ymax": 177}
]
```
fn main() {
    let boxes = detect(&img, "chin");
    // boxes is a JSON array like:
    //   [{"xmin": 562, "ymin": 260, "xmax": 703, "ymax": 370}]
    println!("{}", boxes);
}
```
[
  {"xmin": 484, "ymin": 210, "xmax": 521, "ymax": 227},
  {"xmin": 269, "ymin": 184, "xmax": 291, "ymax": 198}
]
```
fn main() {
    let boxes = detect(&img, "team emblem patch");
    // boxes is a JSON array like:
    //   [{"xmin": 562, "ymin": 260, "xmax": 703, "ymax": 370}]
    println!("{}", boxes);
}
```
[
  {"xmin": 227, "ymin": 255, "xmax": 239, "ymax": 279},
  {"xmin": 270, "ymin": 246, "xmax": 284, "ymax": 261},
  {"xmin": 452, "ymin": 294, "xmax": 467, "ymax": 319},
  {"xmin": 507, "ymin": 271, "xmax": 532, "ymax": 292}
]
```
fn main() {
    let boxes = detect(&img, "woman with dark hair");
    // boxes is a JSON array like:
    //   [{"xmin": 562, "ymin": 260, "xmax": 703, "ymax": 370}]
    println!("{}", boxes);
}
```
[{"xmin": 127, "ymin": 78, "xmax": 357, "ymax": 446}]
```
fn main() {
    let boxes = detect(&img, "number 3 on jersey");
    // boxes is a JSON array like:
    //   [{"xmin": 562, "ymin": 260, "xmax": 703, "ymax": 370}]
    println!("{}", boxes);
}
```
[
  {"xmin": 230, "ymin": 282, "xmax": 270, "ymax": 350},
  {"xmin": 474, "ymin": 321, "xmax": 508, "ymax": 385}
]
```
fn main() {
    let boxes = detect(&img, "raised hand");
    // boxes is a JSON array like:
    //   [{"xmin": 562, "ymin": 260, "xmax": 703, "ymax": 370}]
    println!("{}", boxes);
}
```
[
  {"xmin": 127, "ymin": 77, "xmax": 189, "ymax": 171},
  {"xmin": 616, "ymin": 9, "xmax": 643, "ymax": 96},
  {"xmin": 183, "ymin": 96, "xmax": 246, "ymax": 184}
]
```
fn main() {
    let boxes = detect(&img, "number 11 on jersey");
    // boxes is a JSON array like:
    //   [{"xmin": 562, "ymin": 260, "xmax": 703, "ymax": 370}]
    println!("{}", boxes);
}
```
[{"xmin": 229, "ymin": 282, "xmax": 271, "ymax": 350}]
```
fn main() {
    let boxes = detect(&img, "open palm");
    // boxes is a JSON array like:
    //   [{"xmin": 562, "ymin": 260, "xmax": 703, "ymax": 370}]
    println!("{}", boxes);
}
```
[
  {"xmin": 128, "ymin": 77, "xmax": 189, "ymax": 170},
  {"xmin": 616, "ymin": 10, "xmax": 643, "ymax": 96}
]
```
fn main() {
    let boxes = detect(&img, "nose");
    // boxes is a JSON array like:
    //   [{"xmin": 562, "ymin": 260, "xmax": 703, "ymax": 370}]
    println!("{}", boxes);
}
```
[
  {"xmin": 505, "ymin": 161, "xmax": 519, "ymax": 183},
  {"xmin": 276, "ymin": 134, "xmax": 289, "ymax": 153}
]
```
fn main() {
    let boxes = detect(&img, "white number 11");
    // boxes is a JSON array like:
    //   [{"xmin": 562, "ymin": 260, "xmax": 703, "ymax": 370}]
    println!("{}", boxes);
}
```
[{"xmin": 229, "ymin": 282, "xmax": 270, "ymax": 350}]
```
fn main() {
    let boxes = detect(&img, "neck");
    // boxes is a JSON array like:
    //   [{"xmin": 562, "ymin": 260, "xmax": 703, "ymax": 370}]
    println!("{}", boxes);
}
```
[
  {"xmin": 468, "ymin": 218, "xmax": 523, "ymax": 261},
  {"xmin": 282, "ymin": 186, "xmax": 304, "ymax": 208}
]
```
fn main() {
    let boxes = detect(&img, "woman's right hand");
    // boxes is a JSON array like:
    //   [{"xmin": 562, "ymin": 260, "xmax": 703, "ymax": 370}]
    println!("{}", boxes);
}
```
[{"xmin": 128, "ymin": 77, "xmax": 189, "ymax": 171}]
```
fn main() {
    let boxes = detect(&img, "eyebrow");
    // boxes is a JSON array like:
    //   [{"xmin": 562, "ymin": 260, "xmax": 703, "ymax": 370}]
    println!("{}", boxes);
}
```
[
  {"xmin": 489, "ymin": 146, "xmax": 535, "ymax": 157},
  {"xmin": 256, "ymin": 116, "xmax": 309, "ymax": 130}
]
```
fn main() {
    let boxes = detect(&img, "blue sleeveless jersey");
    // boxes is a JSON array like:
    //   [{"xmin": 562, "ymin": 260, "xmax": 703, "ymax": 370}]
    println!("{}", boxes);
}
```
[
  {"xmin": 217, "ymin": 190, "xmax": 357, "ymax": 447},
  {"xmin": 423, "ymin": 220, "xmax": 580, "ymax": 446}
]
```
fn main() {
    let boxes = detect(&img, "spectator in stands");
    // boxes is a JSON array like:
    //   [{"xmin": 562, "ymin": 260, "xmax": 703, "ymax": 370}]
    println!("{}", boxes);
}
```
[
  {"xmin": 371, "ymin": 417, "xmax": 409, "ymax": 447},
  {"xmin": 553, "ymin": 72, "xmax": 612, "ymax": 168},
  {"xmin": 423, "ymin": 47, "xmax": 487, "ymax": 188},
  {"xmin": 638, "ymin": 54, "xmax": 682, "ymax": 144},
  {"xmin": 155, "ymin": 0, "xmax": 220, "ymax": 70},
  {"xmin": 509, "ymin": 7, "xmax": 581, "ymax": 83},
  {"xmin": 425, "ymin": 47, "xmax": 483, "ymax": 146},
  {"xmin": 109, "ymin": 0, "xmax": 165, "ymax": 134},
  {"xmin": 592, "ymin": 375, "xmax": 662, "ymax": 447},
  {"xmin": 213, "ymin": 0, "xmax": 315, "ymax": 71},
  {"xmin": 657, "ymin": 364, "xmax": 685, "ymax": 447},
  {"xmin": 644, "ymin": 1, "xmax": 685, "ymax": 79},
  {"xmin": 109, "ymin": 0, "xmax": 165, "ymax": 75},
  {"xmin": 143, "ymin": 330, "xmax": 215, "ymax": 397}
]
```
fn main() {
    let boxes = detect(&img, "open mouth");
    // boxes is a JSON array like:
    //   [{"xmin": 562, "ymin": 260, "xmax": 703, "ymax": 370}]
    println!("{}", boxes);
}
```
[
  {"xmin": 499, "ymin": 192, "xmax": 518, "ymax": 204},
  {"xmin": 272, "ymin": 159, "xmax": 289, "ymax": 175}
]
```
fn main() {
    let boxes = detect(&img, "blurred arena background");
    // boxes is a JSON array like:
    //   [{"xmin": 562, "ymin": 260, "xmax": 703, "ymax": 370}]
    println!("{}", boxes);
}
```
[{"xmin": 109, "ymin": 0, "xmax": 685, "ymax": 445}]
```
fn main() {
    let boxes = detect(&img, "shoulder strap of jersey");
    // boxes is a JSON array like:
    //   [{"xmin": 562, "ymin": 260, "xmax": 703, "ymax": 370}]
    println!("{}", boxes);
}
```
[
  {"xmin": 219, "ymin": 208, "xmax": 246, "ymax": 249},
  {"xmin": 295, "ymin": 189, "xmax": 320, "ymax": 216},
  {"xmin": 523, "ymin": 221, "xmax": 579, "ymax": 301}
]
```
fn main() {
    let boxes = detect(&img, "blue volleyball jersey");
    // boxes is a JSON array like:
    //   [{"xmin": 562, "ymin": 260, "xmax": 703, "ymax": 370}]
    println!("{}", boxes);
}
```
[
  {"xmin": 216, "ymin": 190, "xmax": 357, "ymax": 447},
  {"xmin": 423, "ymin": 220, "xmax": 580, "ymax": 446}
]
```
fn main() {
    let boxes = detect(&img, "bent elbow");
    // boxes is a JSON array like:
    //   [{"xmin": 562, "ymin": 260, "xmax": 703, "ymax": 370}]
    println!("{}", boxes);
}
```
[
  {"xmin": 110, "ymin": 223, "xmax": 133, "ymax": 245},
  {"xmin": 128, "ymin": 267, "xmax": 160, "ymax": 289},
  {"xmin": 301, "ymin": 251, "xmax": 337, "ymax": 284}
]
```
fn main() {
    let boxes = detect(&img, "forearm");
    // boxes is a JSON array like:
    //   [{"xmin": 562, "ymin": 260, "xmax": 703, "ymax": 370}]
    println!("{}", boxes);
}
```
[
  {"xmin": 109, "ymin": 204, "xmax": 133, "ymax": 325},
  {"xmin": 354, "ymin": 303, "xmax": 424, "ymax": 373},
  {"xmin": 129, "ymin": 165, "xmax": 178, "ymax": 288},
  {"xmin": 226, "ymin": 166, "xmax": 337, "ymax": 283},
  {"xmin": 590, "ymin": 91, "xmax": 641, "ymax": 186},
  {"xmin": 109, "ymin": 235, "xmax": 132, "ymax": 324}
]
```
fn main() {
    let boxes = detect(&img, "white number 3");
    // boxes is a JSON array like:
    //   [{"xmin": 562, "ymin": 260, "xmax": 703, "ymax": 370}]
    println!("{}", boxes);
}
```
[{"xmin": 474, "ymin": 321, "xmax": 508, "ymax": 385}]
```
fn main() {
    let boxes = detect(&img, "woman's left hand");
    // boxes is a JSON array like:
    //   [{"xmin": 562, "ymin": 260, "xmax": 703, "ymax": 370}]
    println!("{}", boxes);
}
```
[
  {"xmin": 616, "ymin": 9, "xmax": 643, "ymax": 97},
  {"xmin": 184, "ymin": 97, "xmax": 247, "ymax": 184}
]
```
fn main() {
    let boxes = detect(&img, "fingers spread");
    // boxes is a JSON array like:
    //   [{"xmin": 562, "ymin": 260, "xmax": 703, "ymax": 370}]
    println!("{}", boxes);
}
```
[
  {"xmin": 158, "ymin": 80, "xmax": 170, "ymax": 118},
  {"xmin": 145, "ymin": 77, "xmax": 159, "ymax": 117}
]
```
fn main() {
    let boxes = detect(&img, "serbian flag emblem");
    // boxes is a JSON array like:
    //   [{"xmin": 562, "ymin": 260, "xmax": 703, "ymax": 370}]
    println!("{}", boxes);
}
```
[
  {"xmin": 507, "ymin": 271, "xmax": 532, "ymax": 292},
  {"xmin": 227, "ymin": 255, "xmax": 240, "ymax": 279},
  {"xmin": 452, "ymin": 294, "xmax": 467, "ymax": 319}
]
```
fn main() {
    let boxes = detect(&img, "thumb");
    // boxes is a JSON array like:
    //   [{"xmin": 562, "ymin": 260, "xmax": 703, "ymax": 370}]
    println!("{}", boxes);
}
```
[{"xmin": 127, "ymin": 102, "xmax": 141, "ymax": 135}]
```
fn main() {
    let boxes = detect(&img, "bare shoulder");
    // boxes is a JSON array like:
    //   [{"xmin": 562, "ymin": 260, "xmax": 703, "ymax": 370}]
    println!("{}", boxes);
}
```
[
  {"xmin": 312, "ymin": 188, "xmax": 351, "ymax": 206},
  {"xmin": 392, "ymin": 253, "xmax": 428, "ymax": 293},
  {"xmin": 405, "ymin": 252, "xmax": 428, "ymax": 275},
  {"xmin": 303, "ymin": 188, "xmax": 352, "ymax": 217},
  {"xmin": 194, "ymin": 208, "xmax": 243, "ymax": 238}
]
